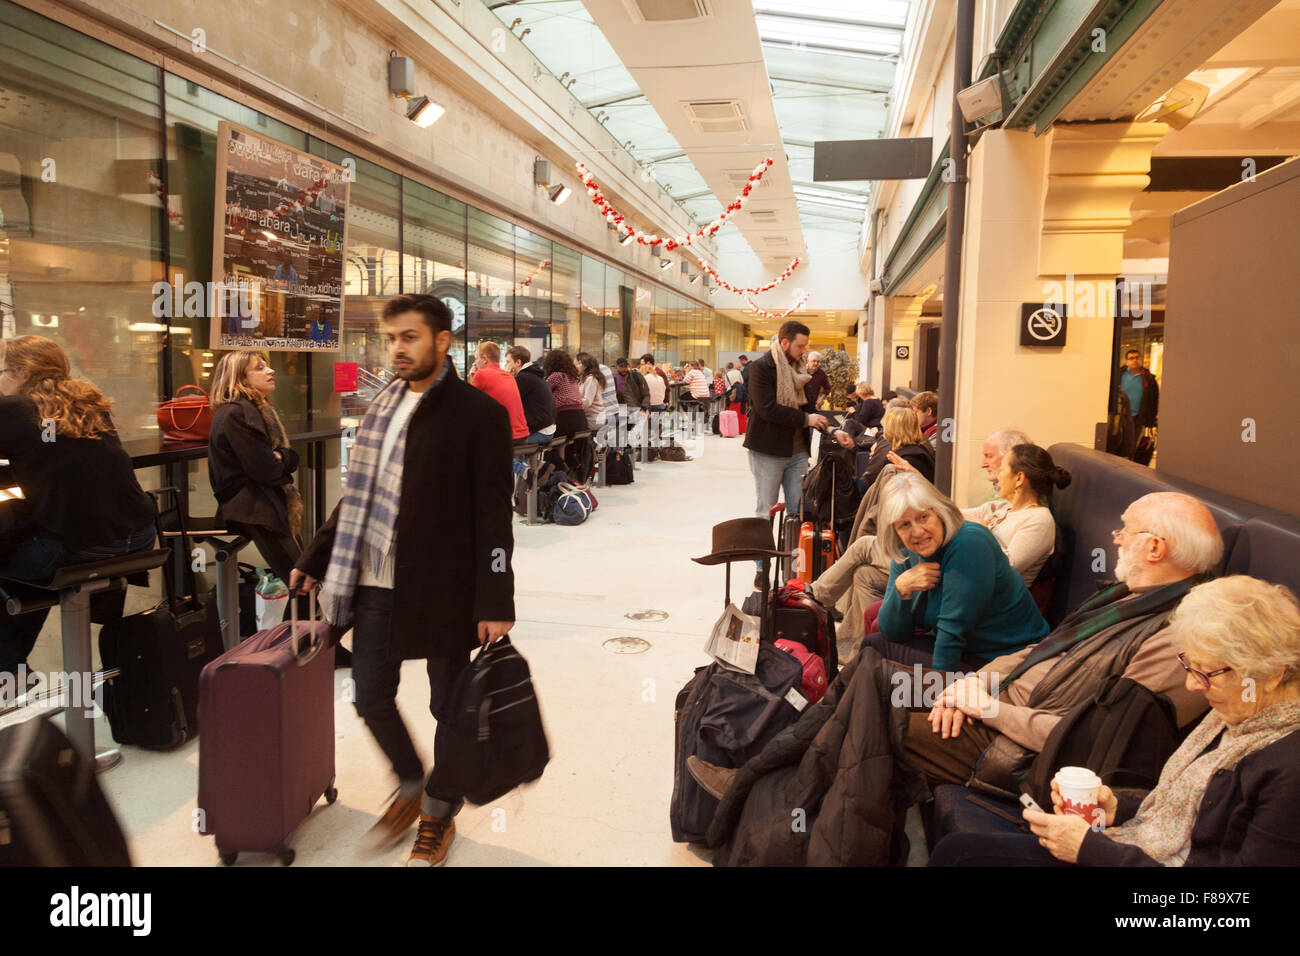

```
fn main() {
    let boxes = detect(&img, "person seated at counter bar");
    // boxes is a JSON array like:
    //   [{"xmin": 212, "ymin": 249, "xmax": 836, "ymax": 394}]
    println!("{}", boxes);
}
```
[
  {"xmin": 0, "ymin": 335, "xmax": 157, "ymax": 679},
  {"xmin": 207, "ymin": 350, "xmax": 352, "ymax": 667},
  {"xmin": 930, "ymin": 575, "xmax": 1300, "ymax": 866}
]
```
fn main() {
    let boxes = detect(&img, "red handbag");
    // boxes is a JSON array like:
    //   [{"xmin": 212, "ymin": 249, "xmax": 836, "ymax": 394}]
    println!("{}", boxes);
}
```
[{"xmin": 157, "ymin": 384, "xmax": 214, "ymax": 442}]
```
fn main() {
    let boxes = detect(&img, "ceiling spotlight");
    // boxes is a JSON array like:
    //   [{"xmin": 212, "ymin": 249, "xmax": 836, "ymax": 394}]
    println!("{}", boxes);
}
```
[
  {"xmin": 707, "ymin": 287, "xmax": 718, "ymax": 296},
  {"xmin": 405, "ymin": 95, "xmax": 445, "ymax": 127},
  {"xmin": 659, "ymin": 258, "xmax": 673, "ymax": 271},
  {"xmin": 547, "ymin": 183, "xmax": 571, "ymax": 205},
  {"xmin": 620, "ymin": 231, "xmax": 635, "ymax": 246},
  {"xmin": 689, "ymin": 274, "xmax": 700, "ymax": 284}
]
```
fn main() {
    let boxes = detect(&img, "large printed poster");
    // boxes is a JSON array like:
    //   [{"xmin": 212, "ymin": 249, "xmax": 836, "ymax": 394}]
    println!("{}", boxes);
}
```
[
  {"xmin": 630, "ymin": 284, "xmax": 651, "ymax": 358},
  {"xmin": 210, "ymin": 121, "xmax": 350, "ymax": 351}
]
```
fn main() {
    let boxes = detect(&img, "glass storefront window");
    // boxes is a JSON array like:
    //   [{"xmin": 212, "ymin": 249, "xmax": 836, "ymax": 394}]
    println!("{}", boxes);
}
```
[
  {"xmin": 551, "ymin": 243, "xmax": 579, "ymax": 354},
  {"xmin": 514, "ymin": 226, "xmax": 551, "ymax": 360},
  {"xmin": 404, "ymin": 178, "xmax": 467, "ymax": 375},
  {"xmin": 604, "ymin": 265, "xmax": 625, "ymax": 365},
  {"xmin": 309, "ymin": 141, "xmax": 400, "ymax": 420},
  {"xmin": 579, "ymin": 254, "xmax": 603, "ymax": 359},
  {"xmin": 0, "ymin": 3, "xmax": 165, "ymax": 439},
  {"xmin": 466, "ymin": 208, "xmax": 513, "ymax": 374},
  {"xmin": 163, "ymin": 73, "xmax": 309, "ymax": 418}
]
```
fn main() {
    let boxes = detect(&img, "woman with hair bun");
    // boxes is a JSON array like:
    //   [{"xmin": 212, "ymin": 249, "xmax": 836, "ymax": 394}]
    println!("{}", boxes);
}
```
[
  {"xmin": 0, "ymin": 335, "xmax": 156, "ymax": 677},
  {"xmin": 961, "ymin": 442, "xmax": 1068, "ymax": 587}
]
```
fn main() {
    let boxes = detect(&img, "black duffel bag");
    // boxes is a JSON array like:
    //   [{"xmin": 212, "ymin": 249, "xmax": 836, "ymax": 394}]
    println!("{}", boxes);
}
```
[{"xmin": 434, "ymin": 636, "xmax": 549, "ymax": 805}]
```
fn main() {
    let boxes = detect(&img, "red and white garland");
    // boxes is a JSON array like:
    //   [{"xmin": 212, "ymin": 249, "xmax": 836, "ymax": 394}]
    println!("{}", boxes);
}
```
[
  {"xmin": 518, "ymin": 259, "xmax": 550, "ymax": 290},
  {"xmin": 696, "ymin": 255, "xmax": 800, "ymax": 296},
  {"xmin": 575, "ymin": 157, "xmax": 774, "ymax": 251},
  {"xmin": 146, "ymin": 170, "xmax": 183, "ymax": 230},
  {"xmin": 272, "ymin": 177, "xmax": 330, "ymax": 220},
  {"xmin": 744, "ymin": 289, "xmax": 811, "ymax": 320}
]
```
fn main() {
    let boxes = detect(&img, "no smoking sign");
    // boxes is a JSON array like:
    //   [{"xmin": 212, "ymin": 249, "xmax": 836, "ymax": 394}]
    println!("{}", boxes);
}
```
[{"xmin": 1019, "ymin": 302, "xmax": 1068, "ymax": 347}]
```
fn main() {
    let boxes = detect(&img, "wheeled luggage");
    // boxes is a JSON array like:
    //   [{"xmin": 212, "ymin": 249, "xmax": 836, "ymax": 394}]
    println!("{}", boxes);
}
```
[
  {"xmin": 197, "ymin": 595, "xmax": 335, "ymax": 866},
  {"xmin": 726, "ymin": 401, "xmax": 747, "ymax": 434},
  {"xmin": 98, "ymin": 488, "xmax": 222, "ymax": 750},
  {"xmin": 719, "ymin": 409, "xmax": 740, "ymax": 438},
  {"xmin": 0, "ymin": 714, "xmax": 132, "ymax": 866}
]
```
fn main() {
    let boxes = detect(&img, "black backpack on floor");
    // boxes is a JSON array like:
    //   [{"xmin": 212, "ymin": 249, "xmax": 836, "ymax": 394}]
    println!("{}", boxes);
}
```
[
  {"xmin": 1021, "ymin": 674, "xmax": 1182, "ymax": 812},
  {"xmin": 607, "ymin": 449, "xmax": 634, "ymax": 485}
]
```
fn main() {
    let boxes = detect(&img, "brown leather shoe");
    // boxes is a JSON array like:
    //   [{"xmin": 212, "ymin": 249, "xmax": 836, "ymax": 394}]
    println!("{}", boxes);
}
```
[
  {"xmin": 365, "ymin": 790, "xmax": 422, "ymax": 850},
  {"xmin": 406, "ymin": 814, "xmax": 455, "ymax": 867},
  {"xmin": 687, "ymin": 755, "xmax": 738, "ymax": 800}
]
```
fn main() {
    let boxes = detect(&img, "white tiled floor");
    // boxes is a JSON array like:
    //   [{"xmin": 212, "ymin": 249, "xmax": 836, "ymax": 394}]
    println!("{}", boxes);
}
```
[{"xmin": 36, "ymin": 430, "xmax": 770, "ymax": 866}]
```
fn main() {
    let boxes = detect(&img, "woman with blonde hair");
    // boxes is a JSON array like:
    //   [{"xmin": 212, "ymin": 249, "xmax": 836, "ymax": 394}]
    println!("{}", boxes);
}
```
[
  {"xmin": 859, "ymin": 405, "xmax": 935, "ymax": 489},
  {"xmin": 207, "ymin": 350, "xmax": 349, "ymax": 661},
  {"xmin": 0, "ymin": 335, "xmax": 156, "ymax": 677}
]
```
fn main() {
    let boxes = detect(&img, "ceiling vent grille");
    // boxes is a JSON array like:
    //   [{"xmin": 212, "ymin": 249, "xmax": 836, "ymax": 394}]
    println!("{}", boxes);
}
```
[
  {"xmin": 748, "ymin": 210, "xmax": 778, "ymax": 223},
  {"xmin": 724, "ymin": 168, "xmax": 768, "ymax": 189},
  {"xmin": 625, "ymin": 0, "xmax": 711, "ymax": 23},
  {"xmin": 684, "ymin": 100, "xmax": 748, "ymax": 133},
  {"xmin": 761, "ymin": 235, "xmax": 788, "ymax": 245}
]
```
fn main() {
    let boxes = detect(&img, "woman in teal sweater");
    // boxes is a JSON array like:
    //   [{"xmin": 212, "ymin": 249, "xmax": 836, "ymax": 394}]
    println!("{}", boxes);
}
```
[{"xmin": 869, "ymin": 473, "xmax": 1048, "ymax": 673}]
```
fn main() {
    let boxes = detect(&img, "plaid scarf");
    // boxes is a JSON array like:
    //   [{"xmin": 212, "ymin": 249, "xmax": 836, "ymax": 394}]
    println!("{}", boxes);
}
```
[
  {"xmin": 1106, "ymin": 698, "xmax": 1300, "ymax": 864},
  {"xmin": 992, "ymin": 573, "xmax": 1210, "ymax": 697},
  {"xmin": 318, "ymin": 362, "xmax": 447, "ymax": 628}
]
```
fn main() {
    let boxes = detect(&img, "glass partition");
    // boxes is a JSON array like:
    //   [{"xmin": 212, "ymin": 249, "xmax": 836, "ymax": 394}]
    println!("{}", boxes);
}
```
[
  {"xmin": 403, "ymin": 178, "xmax": 467, "ymax": 377},
  {"xmin": 514, "ymin": 225, "xmax": 551, "ymax": 359},
  {"xmin": 466, "ymin": 208, "xmax": 514, "ymax": 373},
  {"xmin": 550, "ymin": 243, "xmax": 579, "ymax": 355}
]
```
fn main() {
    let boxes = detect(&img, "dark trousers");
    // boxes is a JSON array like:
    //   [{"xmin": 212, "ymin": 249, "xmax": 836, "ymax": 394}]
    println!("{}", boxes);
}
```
[
  {"xmin": 0, "ymin": 525, "xmax": 155, "ymax": 675},
  {"xmin": 861, "ymin": 631, "xmax": 988, "ymax": 674},
  {"xmin": 351, "ymin": 586, "xmax": 469, "ymax": 817},
  {"xmin": 928, "ymin": 832, "xmax": 1069, "ymax": 867},
  {"xmin": 229, "ymin": 521, "xmax": 307, "ymax": 621}
]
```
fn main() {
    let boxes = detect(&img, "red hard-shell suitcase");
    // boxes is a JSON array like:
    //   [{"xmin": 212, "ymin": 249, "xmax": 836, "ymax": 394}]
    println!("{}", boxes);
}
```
[{"xmin": 197, "ymin": 595, "xmax": 335, "ymax": 866}]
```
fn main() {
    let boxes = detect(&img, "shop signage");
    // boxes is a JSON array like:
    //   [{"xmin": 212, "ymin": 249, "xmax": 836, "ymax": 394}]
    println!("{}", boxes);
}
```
[
  {"xmin": 1020, "ymin": 303, "xmax": 1068, "ymax": 347},
  {"xmin": 895, "ymin": 345, "xmax": 910, "ymax": 360},
  {"xmin": 210, "ymin": 121, "xmax": 350, "ymax": 351},
  {"xmin": 333, "ymin": 362, "xmax": 359, "ymax": 393}
]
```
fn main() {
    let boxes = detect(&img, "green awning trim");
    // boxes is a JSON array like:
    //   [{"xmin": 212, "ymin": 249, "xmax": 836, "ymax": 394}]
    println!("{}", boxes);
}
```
[{"xmin": 880, "ymin": 139, "xmax": 950, "ymax": 297}]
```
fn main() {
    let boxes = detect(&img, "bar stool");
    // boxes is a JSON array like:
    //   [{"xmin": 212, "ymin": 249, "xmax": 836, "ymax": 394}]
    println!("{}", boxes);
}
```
[
  {"xmin": 0, "ymin": 547, "xmax": 171, "ymax": 772},
  {"xmin": 152, "ymin": 488, "xmax": 251, "ymax": 652}
]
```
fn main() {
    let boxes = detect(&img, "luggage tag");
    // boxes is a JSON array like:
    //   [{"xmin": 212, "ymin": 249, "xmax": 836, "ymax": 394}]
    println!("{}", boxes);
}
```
[{"xmin": 784, "ymin": 687, "xmax": 809, "ymax": 712}]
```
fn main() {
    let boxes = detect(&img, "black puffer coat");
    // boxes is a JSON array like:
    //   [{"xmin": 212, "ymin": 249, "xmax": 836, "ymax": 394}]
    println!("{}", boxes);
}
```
[{"xmin": 707, "ymin": 647, "xmax": 929, "ymax": 866}]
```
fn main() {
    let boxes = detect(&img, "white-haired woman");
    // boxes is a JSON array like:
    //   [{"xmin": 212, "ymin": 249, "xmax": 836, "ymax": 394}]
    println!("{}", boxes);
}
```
[
  {"xmin": 866, "ymin": 473, "xmax": 1048, "ymax": 673},
  {"xmin": 931, "ymin": 575, "xmax": 1300, "ymax": 866}
]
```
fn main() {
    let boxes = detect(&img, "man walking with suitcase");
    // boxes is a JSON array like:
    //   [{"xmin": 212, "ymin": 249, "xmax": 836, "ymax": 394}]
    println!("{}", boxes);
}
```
[{"xmin": 291, "ymin": 294, "xmax": 516, "ymax": 867}]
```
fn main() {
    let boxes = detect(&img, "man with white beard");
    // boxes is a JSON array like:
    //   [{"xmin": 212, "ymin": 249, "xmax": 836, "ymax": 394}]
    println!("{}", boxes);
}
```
[{"xmin": 900, "ymin": 491, "xmax": 1225, "ymax": 792}]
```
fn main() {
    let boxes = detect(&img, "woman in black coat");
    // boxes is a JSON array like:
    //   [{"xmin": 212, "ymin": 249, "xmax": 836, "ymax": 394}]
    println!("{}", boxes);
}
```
[
  {"xmin": 207, "ymin": 351, "xmax": 350, "ymax": 665},
  {"xmin": 0, "ymin": 336, "xmax": 156, "ymax": 677},
  {"xmin": 859, "ymin": 406, "xmax": 934, "ymax": 490}
]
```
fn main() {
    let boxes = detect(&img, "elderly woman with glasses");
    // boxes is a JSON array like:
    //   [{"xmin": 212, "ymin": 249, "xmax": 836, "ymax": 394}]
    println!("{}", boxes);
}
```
[
  {"xmin": 930, "ymin": 575, "xmax": 1300, "ymax": 866},
  {"xmin": 865, "ymin": 473, "xmax": 1050, "ymax": 673}
]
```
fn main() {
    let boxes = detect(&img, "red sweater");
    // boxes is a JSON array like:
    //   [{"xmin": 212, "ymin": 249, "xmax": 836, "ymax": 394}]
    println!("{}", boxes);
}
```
[{"xmin": 472, "ymin": 363, "xmax": 530, "ymax": 439}]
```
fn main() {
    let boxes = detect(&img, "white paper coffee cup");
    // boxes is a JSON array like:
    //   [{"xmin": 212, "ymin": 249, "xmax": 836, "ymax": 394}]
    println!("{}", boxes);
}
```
[{"xmin": 1054, "ymin": 766, "xmax": 1102, "ymax": 820}]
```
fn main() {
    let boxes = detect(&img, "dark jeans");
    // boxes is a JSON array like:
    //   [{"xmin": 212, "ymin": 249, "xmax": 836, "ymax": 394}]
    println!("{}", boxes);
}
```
[
  {"xmin": 0, "ymin": 525, "xmax": 157, "ymax": 675},
  {"xmin": 351, "ymin": 586, "xmax": 470, "ymax": 817},
  {"xmin": 928, "ymin": 832, "xmax": 1070, "ymax": 867}
]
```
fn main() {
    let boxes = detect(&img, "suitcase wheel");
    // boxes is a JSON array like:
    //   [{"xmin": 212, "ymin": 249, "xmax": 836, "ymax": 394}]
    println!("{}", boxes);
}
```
[
  {"xmin": 324, "ymin": 786, "xmax": 338, "ymax": 804},
  {"xmin": 219, "ymin": 850, "xmax": 238, "ymax": 867},
  {"xmin": 277, "ymin": 845, "xmax": 296, "ymax": 866}
]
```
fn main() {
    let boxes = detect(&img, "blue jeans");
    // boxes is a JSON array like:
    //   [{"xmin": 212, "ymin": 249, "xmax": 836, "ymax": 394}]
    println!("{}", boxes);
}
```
[
  {"xmin": 748, "ymin": 448, "xmax": 808, "ymax": 571},
  {"xmin": 0, "ymin": 525, "xmax": 157, "ymax": 674}
]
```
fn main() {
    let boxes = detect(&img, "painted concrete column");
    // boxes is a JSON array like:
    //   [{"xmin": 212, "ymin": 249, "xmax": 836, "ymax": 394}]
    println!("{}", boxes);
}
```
[{"xmin": 951, "ymin": 123, "xmax": 1166, "ymax": 505}]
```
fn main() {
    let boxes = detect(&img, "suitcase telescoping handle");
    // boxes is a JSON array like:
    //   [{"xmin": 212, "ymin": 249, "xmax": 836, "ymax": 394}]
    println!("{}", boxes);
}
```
[{"xmin": 288, "ymin": 588, "xmax": 324, "ymax": 664}]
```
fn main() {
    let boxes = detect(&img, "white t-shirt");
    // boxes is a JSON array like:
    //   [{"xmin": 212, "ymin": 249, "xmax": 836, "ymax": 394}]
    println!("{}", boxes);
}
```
[
  {"xmin": 644, "ymin": 371, "xmax": 667, "ymax": 405},
  {"xmin": 357, "ymin": 387, "xmax": 423, "ymax": 589},
  {"xmin": 961, "ymin": 500, "xmax": 1056, "ymax": 586}
]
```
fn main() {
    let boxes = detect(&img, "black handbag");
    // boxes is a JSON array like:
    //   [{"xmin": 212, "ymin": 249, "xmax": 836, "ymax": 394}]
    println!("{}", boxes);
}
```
[{"xmin": 434, "ymin": 636, "xmax": 549, "ymax": 805}]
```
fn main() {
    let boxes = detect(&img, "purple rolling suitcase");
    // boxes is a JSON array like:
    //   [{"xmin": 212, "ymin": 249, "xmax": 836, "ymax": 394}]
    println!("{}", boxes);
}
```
[{"xmin": 197, "ymin": 595, "xmax": 336, "ymax": 866}]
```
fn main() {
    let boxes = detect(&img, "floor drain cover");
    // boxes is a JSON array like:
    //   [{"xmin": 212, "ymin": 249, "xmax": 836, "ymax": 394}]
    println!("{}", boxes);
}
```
[
  {"xmin": 603, "ymin": 637, "xmax": 651, "ymax": 654},
  {"xmin": 625, "ymin": 609, "xmax": 668, "ymax": 622}
]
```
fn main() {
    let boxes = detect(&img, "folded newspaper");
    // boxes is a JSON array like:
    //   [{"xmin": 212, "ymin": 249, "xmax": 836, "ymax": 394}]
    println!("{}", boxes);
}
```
[{"xmin": 704, "ymin": 603, "xmax": 762, "ymax": 674}]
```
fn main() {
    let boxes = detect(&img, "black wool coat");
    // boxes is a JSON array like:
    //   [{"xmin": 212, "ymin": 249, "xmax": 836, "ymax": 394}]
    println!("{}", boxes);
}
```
[
  {"xmin": 297, "ymin": 366, "xmax": 516, "ymax": 659},
  {"xmin": 208, "ymin": 398, "xmax": 299, "ymax": 538},
  {"xmin": 742, "ymin": 352, "xmax": 813, "ymax": 458}
]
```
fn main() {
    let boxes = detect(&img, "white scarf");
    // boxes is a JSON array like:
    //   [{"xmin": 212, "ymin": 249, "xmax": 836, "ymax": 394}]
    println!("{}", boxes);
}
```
[{"xmin": 770, "ymin": 338, "xmax": 811, "ymax": 410}]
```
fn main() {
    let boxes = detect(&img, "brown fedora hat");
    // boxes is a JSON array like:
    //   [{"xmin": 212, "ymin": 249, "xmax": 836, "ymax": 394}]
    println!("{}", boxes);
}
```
[{"xmin": 692, "ymin": 517, "xmax": 789, "ymax": 566}]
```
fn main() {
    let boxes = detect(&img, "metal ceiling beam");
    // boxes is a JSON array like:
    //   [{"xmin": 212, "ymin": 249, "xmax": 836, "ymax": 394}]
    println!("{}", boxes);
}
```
[
  {"xmin": 768, "ymin": 74, "xmax": 892, "ymax": 94},
  {"xmin": 752, "ymin": 8, "xmax": 906, "ymax": 33},
  {"xmin": 582, "ymin": 91, "xmax": 647, "ymax": 109}
]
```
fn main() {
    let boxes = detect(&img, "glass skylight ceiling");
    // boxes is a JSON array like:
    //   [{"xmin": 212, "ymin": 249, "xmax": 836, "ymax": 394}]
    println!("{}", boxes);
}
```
[{"xmin": 488, "ymin": 0, "xmax": 910, "ymax": 254}]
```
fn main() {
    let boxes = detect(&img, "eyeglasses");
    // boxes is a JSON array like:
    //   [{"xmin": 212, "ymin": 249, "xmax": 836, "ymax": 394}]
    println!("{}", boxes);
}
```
[
  {"xmin": 1177, "ymin": 652, "xmax": 1233, "ymax": 690},
  {"xmin": 1111, "ymin": 528, "xmax": 1164, "ymax": 542}
]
